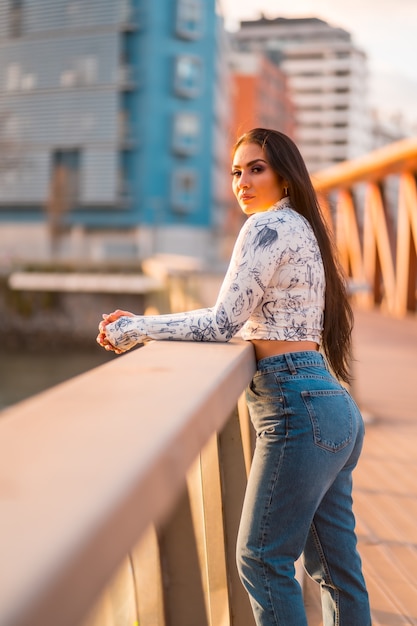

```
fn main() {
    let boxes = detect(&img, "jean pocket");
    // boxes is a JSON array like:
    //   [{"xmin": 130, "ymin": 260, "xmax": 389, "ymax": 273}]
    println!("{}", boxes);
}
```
[
  {"xmin": 301, "ymin": 389, "xmax": 353, "ymax": 452},
  {"xmin": 246, "ymin": 372, "xmax": 283, "ymax": 401}
]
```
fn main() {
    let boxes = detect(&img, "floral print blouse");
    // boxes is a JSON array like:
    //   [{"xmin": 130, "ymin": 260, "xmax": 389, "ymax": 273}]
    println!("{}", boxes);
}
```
[{"xmin": 105, "ymin": 197, "xmax": 326, "ymax": 352}]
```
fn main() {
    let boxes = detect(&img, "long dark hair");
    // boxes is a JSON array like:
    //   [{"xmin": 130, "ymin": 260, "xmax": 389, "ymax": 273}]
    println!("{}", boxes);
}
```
[{"xmin": 233, "ymin": 128, "xmax": 354, "ymax": 383}]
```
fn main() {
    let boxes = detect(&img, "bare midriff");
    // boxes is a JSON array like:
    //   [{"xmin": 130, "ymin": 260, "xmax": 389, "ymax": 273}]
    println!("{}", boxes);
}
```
[{"xmin": 251, "ymin": 339, "xmax": 319, "ymax": 361}]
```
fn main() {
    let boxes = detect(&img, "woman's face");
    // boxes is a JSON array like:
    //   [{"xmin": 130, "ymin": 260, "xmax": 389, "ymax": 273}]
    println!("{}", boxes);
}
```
[{"xmin": 231, "ymin": 142, "xmax": 286, "ymax": 215}]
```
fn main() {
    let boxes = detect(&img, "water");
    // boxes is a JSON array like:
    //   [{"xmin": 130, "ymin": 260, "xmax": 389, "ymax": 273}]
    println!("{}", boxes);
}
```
[{"xmin": 0, "ymin": 348, "xmax": 116, "ymax": 412}]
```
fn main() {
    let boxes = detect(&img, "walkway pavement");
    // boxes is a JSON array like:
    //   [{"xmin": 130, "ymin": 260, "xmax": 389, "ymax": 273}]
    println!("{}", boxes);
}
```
[{"xmin": 305, "ymin": 307, "xmax": 417, "ymax": 625}]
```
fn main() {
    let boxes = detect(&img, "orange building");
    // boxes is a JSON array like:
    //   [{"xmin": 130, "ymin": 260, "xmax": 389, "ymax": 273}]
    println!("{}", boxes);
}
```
[
  {"xmin": 229, "ymin": 51, "xmax": 295, "ymax": 143},
  {"xmin": 222, "ymin": 51, "xmax": 295, "ymax": 246}
]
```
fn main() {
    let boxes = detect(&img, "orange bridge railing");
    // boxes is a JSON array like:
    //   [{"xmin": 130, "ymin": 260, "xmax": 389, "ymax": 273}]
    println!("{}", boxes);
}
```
[{"xmin": 313, "ymin": 137, "xmax": 417, "ymax": 316}]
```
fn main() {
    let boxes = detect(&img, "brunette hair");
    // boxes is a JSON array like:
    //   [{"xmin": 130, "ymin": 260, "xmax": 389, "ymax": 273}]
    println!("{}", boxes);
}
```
[{"xmin": 233, "ymin": 128, "xmax": 354, "ymax": 383}]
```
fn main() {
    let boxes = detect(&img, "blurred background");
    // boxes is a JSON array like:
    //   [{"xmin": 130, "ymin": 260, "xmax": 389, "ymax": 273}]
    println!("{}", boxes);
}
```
[{"xmin": 0, "ymin": 0, "xmax": 416, "ymax": 408}]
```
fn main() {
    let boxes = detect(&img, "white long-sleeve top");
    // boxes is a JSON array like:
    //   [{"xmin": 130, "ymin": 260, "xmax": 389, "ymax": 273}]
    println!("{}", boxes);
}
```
[{"xmin": 105, "ymin": 197, "xmax": 326, "ymax": 352}]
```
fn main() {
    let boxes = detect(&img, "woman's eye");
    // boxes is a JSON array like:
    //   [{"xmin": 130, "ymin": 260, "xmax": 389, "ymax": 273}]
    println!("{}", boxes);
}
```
[
  {"xmin": 252, "ymin": 166, "xmax": 263, "ymax": 173},
  {"xmin": 231, "ymin": 170, "xmax": 241, "ymax": 177}
]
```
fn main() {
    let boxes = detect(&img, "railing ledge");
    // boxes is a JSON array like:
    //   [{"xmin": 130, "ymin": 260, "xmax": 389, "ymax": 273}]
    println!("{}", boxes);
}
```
[{"xmin": 0, "ymin": 339, "xmax": 256, "ymax": 626}]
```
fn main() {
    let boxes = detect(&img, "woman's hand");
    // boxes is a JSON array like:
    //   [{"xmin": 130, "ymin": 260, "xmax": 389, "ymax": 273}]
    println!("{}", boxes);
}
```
[{"xmin": 96, "ymin": 309, "xmax": 135, "ymax": 353}]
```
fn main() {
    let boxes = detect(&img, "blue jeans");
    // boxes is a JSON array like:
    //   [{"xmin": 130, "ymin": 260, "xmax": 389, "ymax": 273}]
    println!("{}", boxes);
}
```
[{"xmin": 236, "ymin": 351, "xmax": 371, "ymax": 626}]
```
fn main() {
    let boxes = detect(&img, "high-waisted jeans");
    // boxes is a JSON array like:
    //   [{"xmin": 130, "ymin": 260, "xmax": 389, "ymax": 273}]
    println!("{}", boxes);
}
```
[{"xmin": 236, "ymin": 351, "xmax": 371, "ymax": 626}]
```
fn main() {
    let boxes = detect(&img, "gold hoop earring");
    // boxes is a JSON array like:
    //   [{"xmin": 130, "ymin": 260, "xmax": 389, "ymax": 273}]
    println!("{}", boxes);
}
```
[{"xmin": 284, "ymin": 186, "xmax": 288, "ymax": 196}]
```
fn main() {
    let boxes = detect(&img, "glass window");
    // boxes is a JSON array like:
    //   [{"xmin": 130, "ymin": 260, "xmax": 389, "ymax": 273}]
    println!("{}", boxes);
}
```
[
  {"xmin": 21, "ymin": 73, "xmax": 36, "ymax": 90},
  {"xmin": 176, "ymin": 0, "xmax": 203, "ymax": 39},
  {"xmin": 118, "ymin": 110, "xmax": 132, "ymax": 144},
  {"xmin": 61, "ymin": 70, "xmax": 76, "ymax": 87},
  {"xmin": 172, "ymin": 112, "xmax": 200, "ymax": 155},
  {"xmin": 51, "ymin": 149, "xmax": 82, "ymax": 206},
  {"xmin": 9, "ymin": 0, "xmax": 23, "ymax": 38},
  {"xmin": 5, "ymin": 64, "xmax": 36, "ymax": 92},
  {"xmin": 76, "ymin": 56, "xmax": 98, "ymax": 85},
  {"xmin": 2, "ymin": 112, "xmax": 20, "ymax": 139},
  {"xmin": 60, "ymin": 56, "xmax": 98, "ymax": 87},
  {"xmin": 6, "ymin": 63, "xmax": 21, "ymax": 91},
  {"xmin": 171, "ymin": 168, "xmax": 198, "ymax": 213},
  {"xmin": 119, "ymin": 0, "xmax": 134, "ymax": 22},
  {"xmin": 174, "ymin": 55, "xmax": 203, "ymax": 98}
]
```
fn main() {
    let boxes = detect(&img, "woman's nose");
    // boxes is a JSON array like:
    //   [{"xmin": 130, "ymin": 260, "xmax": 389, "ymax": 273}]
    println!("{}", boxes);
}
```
[{"xmin": 238, "ymin": 173, "xmax": 250, "ymax": 188}]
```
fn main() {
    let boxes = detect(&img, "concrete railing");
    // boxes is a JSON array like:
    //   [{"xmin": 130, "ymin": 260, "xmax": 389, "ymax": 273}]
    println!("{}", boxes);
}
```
[{"xmin": 0, "ymin": 339, "xmax": 258, "ymax": 626}]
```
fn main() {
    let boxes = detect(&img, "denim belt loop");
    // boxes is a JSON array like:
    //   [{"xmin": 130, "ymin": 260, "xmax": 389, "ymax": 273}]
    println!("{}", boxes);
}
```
[{"xmin": 284, "ymin": 352, "xmax": 297, "ymax": 374}]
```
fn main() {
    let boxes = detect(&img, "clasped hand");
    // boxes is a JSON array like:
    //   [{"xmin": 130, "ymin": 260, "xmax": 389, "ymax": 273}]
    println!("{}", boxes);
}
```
[{"xmin": 96, "ymin": 309, "xmax": 134, "ymax": 354}]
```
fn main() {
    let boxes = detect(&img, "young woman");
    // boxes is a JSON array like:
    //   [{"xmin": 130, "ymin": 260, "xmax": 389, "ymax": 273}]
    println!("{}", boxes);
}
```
[{"xmin": 97, "ymin": 128, "xmax": 371, "ymax": 626}]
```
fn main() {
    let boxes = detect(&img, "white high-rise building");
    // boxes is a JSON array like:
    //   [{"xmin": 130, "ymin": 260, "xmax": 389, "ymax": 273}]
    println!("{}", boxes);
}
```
[{"xmin": 233, "ymin": 17, "xmax": 372, "ymax": 172}]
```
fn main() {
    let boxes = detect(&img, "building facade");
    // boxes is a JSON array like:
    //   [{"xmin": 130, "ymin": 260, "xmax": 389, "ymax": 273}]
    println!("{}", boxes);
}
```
[
  {"xmin": 0, "ymin": 0, "xmax": 230, "ymax": 263},
  {"xmin": 229, "ymin": 50, "xmax": 295, "ymax": 139},
  {"xmin": 233, "ymin": 17, "xmax": 372, "ymax": 172},
  {"xmin": 219, "ymin": 50, "xmax": 295, "ymax": 246}
]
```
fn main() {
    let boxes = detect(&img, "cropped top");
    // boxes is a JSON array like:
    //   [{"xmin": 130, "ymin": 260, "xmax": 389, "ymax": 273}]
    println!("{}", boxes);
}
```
[{"xmin": 105, "ymin": 197, "xmax": 326, "ymax": 352}]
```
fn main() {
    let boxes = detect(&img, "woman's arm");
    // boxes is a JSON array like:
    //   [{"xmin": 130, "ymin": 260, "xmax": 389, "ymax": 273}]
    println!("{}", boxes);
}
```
[
  {"xmin": 98, "ymin": 214, "xmax": 284, "ymax": 353},
  {"xmin": 99, "ymin": 306, "xmax": 224, "ymax": 352}
]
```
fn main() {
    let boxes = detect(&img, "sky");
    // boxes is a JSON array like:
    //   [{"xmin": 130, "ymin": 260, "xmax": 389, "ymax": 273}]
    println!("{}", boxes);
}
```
[{"xmin": 218, "ymin": 0, "xmax": 417, "ymax": 129}]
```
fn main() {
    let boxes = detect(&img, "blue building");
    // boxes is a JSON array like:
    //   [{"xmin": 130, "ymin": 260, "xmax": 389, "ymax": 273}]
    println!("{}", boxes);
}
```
[{"xmin": 0, "ymin": 0, "xmax": 231, "ymax": 262}]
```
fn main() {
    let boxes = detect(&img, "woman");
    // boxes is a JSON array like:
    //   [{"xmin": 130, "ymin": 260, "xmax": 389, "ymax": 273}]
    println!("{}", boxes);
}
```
[{"xmin": 97, "ymin": 129, "xmax": 371, "ymax": 625}]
